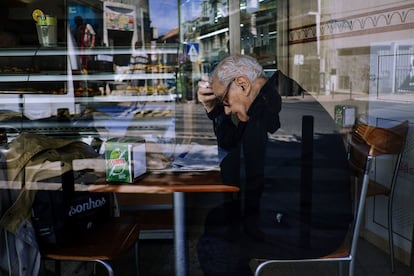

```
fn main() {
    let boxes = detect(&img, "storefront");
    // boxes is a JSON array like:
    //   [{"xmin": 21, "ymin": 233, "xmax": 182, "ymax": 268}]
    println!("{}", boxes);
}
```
[{"xmin": 0, "ymin": 0, "xmax": 414, "ymax": 274}]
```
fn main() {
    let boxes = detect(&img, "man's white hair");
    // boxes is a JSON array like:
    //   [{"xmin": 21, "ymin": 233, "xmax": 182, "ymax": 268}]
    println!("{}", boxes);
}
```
[{"xmin": 211, "ymin": 54, "xmax": 265, "ymax": 86}]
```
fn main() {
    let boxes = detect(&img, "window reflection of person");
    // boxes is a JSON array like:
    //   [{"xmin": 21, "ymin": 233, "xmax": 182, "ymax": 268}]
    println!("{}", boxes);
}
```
[
  {"xmin": 196, "ymin": 54, "xmax": 352, "ymax": 275},
  {"xmin": 73, "ymin": 16, "xmax": 96, "ymax": 71}
]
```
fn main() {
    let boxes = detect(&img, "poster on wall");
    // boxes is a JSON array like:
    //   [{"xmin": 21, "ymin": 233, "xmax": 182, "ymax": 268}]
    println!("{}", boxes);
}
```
[
  {"xmin": 104, "ymin": 4, "xmax": 135, "ymax": 31},
  {"xmin": 103, "ymin": 1, "xmax": 137, "ymax": 48}
]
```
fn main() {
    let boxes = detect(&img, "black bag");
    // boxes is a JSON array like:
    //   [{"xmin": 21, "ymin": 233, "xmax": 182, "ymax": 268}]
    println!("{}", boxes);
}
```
[
  {"xmin": 32, "ymin": 170, "xmax": 113, "ymax": 249},
  {"xmin": 1, "ymin": 133, "xmax": 113, "ymax": 249}
]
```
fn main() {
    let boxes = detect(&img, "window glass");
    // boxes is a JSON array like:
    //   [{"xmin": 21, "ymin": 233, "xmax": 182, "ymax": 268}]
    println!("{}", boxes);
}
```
[{"xmin": 0, "ymin": 1, "xmax": 413, "ymax": 275}]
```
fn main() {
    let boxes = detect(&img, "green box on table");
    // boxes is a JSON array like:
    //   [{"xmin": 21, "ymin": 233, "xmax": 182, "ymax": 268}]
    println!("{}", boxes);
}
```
[{"xmin": 105, "ymin": 139, "xmax": 146, "ymax": 183}]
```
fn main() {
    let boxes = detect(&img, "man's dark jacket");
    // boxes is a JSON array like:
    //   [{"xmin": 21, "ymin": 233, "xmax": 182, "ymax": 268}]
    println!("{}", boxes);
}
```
[{"xmin": 202, "ymin": 70, "xmax": 352, "ymax": 259}]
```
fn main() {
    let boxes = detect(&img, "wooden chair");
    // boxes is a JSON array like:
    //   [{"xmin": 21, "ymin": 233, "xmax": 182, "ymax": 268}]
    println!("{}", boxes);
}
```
[
  {"xmin": 41, "ymin": 216, "xmax": 140, "ymax": 276},
  {"xmin": 349, "ymin": 119, "xmax": 409, "ymax": 273},
  {"xmin": 254, "ymin": 119, "xmax": 408, "ymax": 276}
]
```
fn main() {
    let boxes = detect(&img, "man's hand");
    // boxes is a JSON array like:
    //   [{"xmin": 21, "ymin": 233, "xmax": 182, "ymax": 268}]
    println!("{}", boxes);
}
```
[{"xmin": 197, "ymin": 79, "xmax": 216, "ymax": 113}]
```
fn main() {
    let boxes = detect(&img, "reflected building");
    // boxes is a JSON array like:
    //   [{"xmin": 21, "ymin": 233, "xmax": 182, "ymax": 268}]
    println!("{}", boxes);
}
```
[
  {"xmin": 182, "ymin": 0, "xmax": 414, "ymax": 99},
  {"xmin": 289, "ymin": 0, "xmax": 414, "ymax": 97}
]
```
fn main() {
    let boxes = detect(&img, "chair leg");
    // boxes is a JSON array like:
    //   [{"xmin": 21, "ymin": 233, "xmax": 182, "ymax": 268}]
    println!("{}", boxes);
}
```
[
  {"xmin": 353, "ymin": 178, "xmax": 359, "ymax": 216},
  {"xmin": 254, "ymin": 261, "xmax": 267, "ymax": 276},
  {"xmin": 388, "ymin": 196, "xmax": 395, "ymax": 273},
  {"xmin": 95, "ymin": 260, "xmax": 114, "ymax": 276},
  {"xmin": 387, "ymin": 153, "xmax": 403, "ymax": 274},
  {"xmin": 338, "ymin": 261, "xmax": 344, "ymax": 276},
  {"xmin": 349, "ymin": 259, "xmax": 355, "ymax": 276}
]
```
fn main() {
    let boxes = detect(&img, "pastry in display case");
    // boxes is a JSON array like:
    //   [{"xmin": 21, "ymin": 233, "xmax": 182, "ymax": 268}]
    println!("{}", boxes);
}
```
[{"xmin": 0, "ymin": 0, "xmax": 178, "ymax": 143}]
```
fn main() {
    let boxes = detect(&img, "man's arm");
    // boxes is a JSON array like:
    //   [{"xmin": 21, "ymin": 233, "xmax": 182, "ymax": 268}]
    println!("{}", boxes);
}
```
[
  {"xmin": 86, "ymin": 24, "xmax": 96, "ymax": 48},
  {"xmin": 197, "ymin": 79, "xmax": 244, "ymax": 150},
  {"xmin": 208, "ymin": 106, "xmax": 245, "ymax": 151}
]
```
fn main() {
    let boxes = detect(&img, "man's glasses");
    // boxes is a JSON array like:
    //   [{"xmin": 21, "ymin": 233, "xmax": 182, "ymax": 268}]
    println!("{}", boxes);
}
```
[{"xmin": 216, "ymin": 79, "xmax": 235, "ymax": 106}]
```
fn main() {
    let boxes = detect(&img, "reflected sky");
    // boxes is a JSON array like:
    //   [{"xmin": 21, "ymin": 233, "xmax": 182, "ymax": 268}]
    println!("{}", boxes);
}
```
[
  {"xmin": 149, "ymin": 0, "xmax": 179, "ymax": 35},
  {"xmin": 149, "ymin": 0, "xmax": 205, "ymax": 36}
]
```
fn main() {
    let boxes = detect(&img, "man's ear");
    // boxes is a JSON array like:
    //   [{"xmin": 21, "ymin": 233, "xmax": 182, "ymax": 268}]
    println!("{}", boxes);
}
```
[{"xmin": 235, "ymin": 76, "xmax": 250, "ymax": 93}]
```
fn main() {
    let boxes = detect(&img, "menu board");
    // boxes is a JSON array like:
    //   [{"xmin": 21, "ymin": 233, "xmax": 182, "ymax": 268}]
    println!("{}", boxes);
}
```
[{"xmin": 104, "ymin": 5, "xmax": 135, "ymax": 31}]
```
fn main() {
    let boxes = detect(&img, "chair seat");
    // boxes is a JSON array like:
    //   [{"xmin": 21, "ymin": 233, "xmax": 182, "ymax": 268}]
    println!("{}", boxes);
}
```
[
  {"xmin": 322, "ymin": 240, "xmax": 351, "ymax": 259},
  {"xmin": 43, "ymin": 217, "xmax": 140, "ymax": 262},
  {"xmin": 254, "ymin": 240, "xmax": 351, "ymax": 264}
]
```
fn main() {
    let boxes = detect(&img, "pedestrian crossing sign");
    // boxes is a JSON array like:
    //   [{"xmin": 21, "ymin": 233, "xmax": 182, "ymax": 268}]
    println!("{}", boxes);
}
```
[{"xmin": 186, "ymin": 43, "xmax": 199, "ymax": 61}]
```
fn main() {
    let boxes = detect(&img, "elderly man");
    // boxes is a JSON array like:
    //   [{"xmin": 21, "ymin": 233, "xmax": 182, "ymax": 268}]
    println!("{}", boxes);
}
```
[{"xmin": 197, "ymin": 54, "xmax": 352, "ymax": 275}]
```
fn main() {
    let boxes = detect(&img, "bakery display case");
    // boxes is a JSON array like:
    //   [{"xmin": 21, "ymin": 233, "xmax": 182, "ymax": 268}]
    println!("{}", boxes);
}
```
[
  {"xmin": 0, "ymin": 0, "xmax": 179, "ymax": 143},
  {"xmin": 0, "ymin": 48, "xmax": 66, "ymax": 94},
  {"xmin": 73, "ymin": 46, "xmax": 178, "ymax": 143},
  {"xmin": 0, "ymin": 45, "xmax": 178, "ymax": 142},
  {"xmin": 0, "ymin": 47, "xmax": 76, "ymax": 135}
]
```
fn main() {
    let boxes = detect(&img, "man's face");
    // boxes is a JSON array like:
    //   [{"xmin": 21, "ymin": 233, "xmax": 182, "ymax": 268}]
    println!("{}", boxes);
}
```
[{"xmin": 212, "ymin": 77, "xmax": 250, "ymax": 122}]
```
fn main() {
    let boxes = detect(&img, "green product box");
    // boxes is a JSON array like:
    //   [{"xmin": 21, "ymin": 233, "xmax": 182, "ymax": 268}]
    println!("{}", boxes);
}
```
[
  {"xmin": 334, "ymin": 105, "xmax": 356, "ymax": 127},
  {"xmin": 105, "ymin": 140, "xmax": 146, "ymax": 183}
]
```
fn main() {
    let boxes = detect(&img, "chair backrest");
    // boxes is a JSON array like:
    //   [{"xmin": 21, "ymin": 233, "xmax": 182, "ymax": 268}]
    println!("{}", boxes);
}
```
[
  {"xmin": 353, "ymin": 120, "xmax": 409, "ymax": 156},
  {"xmin": 347, "ymin": 119, "xmax": 409, "ymax": 260},
  {"xmin": 348, "ymin": 120, "xmax": 409, "ymax": 176}
]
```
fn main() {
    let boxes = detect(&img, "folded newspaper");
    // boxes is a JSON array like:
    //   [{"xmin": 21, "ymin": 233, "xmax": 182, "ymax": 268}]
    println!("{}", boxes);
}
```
[{"xmin": 171, "ymin": 143, "xmax": 220, "ymax": 171}]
